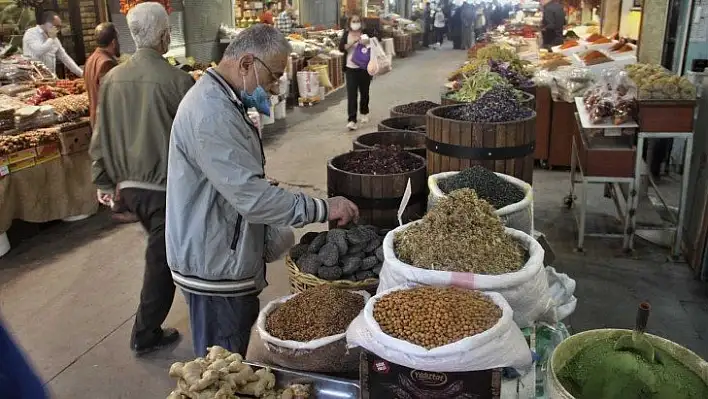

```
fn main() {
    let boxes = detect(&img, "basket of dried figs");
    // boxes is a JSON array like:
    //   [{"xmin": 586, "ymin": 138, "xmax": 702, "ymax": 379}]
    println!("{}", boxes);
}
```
[
  {"xmin": 255, "ymin": 285, "xmax": 369, "ymax": 373},
  {"xmin": 286, "ymin": 225, "xmax": 386, "ymax": 295}
]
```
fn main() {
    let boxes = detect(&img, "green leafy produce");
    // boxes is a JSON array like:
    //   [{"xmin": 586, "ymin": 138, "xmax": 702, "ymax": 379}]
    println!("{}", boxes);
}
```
[
  {"xmin": 450, "ymin": 69, "xmax": 510, "ymax": 102},
  {"xmin": 558, "ymin": 338, "xmax": 708, "ymax": 399}
]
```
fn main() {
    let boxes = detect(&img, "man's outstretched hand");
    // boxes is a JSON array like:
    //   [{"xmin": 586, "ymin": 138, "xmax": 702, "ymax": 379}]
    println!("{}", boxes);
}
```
[{"xmin": 326, "ymin": 196, "xmax": 359, "ymax": 226}]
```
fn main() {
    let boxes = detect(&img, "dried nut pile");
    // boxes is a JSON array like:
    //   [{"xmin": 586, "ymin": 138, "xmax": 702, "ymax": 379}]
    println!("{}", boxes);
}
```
[
  {"xmin": 265, "ymin": 285, "xmax": 365, "ymax": 341},
  {"xmin": 290, "ymin": 225, "xmax": 387, "ymax": 282},
  {"xmin": 374, "ymin": 286, "xmax": 502, "ymax": 349},
  {"xmin": 438, "ymin": 165, "xmax": 525, "ymax": 209},
  {"xmin": 0, "ymin": 129, "xmax": 57, "ymax": 155},
  {"xmin": 337, "ymin": 146, "xmax": 423, "ymax": 175},
  {"xmin": 42, "ymin": 94, "xmax": 89, "ymax": 120},
  {"xmin": 393, "ymin": 100, "xmax": 440, "ymax": 115},
  {"xmin": 395, "ymin": 188, "xmax": 524, "ymax": 274}
]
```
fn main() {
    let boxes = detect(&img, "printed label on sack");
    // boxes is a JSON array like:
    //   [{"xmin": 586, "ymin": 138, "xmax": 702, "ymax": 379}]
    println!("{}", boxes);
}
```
[{"xmin": 397, "ymin": 178, "xmax": 412, "ymax": 226}]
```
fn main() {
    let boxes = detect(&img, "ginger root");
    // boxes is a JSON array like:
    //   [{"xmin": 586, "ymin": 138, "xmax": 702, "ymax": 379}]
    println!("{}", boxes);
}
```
[
  {"xmin": 189, "ymin": 369, "xmax": 220, "ymax": 392},
  {"xmin": 206, "ymin": 346, "xmax": 229, "ymax": 361},
  {"xmin": 236, "ymin": 368, "xmax": 276, "ymax": 397}
]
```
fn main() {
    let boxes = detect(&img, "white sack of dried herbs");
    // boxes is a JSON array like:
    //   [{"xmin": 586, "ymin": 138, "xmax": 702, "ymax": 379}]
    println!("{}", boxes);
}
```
[{"xmin": 427, "ymin": 169, "xmax": 534, "ymax": 234}]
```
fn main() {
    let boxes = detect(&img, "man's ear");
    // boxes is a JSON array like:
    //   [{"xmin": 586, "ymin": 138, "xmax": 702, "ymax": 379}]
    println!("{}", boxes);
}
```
[{"xmin": 238, "ymin": 54, "xmax": 255, "ymax": 77}]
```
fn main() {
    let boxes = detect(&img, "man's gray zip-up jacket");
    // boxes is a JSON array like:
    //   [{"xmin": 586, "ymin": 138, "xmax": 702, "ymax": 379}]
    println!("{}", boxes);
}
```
[{"xmin": 166, "ymin": 69, "xmax": 328, "ymax": 296}]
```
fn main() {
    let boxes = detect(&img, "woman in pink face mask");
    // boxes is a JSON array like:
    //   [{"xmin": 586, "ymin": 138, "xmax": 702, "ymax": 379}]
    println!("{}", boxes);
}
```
[{"xmin": 338, "ymin": 12, "xmax": 379, "ymax": 131}]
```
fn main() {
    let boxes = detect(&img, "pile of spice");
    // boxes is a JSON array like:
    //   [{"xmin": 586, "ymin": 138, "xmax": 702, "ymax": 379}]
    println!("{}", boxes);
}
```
[
  {"xmin": 558, "ymin": 338, "xmax": 708, "ymax": 399},
  {"xmin": 265, "ymin": 285, "xmax": 365, "ymax": 341},
  {"xmin": 394, "ymin": 188, "xmax": 524, "ymax": 274},
  {"xmin": 338, "ymin": 146, "xmax": 423, "ymax": 175},
  {"xmin": 393, "ymin": 100, "xmax": 440, "ymax": 115},
  {"xmin": 290, "ymin": 226, "xmax": 386, "ymax": 282},
  {"xmin": 438, "ymin": 166, "xmax": 525, "ymax": 209},
  {"xmin": 373, "ymin": 286, "xmax": 501, "ymax": 349},
  {"xmin": 441, "ymin": 86, "xmax": 534, "ymax": 123}
]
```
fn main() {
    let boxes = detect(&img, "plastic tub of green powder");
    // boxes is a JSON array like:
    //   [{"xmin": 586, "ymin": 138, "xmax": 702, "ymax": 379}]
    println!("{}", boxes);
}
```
[{"xmin": 548, "ymin": 329, "xmax": 708, "ymax": 399}]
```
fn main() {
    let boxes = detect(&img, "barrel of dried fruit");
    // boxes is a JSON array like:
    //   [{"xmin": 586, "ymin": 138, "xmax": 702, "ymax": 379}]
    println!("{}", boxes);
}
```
[
  {"xmin": 426, "ymin": 104, "xmax": 536, "ymax": 184},
  {"xmin": 353, "ymin": 131, "xmax": 427, "ymax": 158},
  {"xmin": 441, "ymin": 91, "xmax": 535, "ymax": 108},
  {"xmin": 327, "ymin": 150, "xmax": 427, "ymax": 228},
  {"xmin": 389, "ymin": 101, "xmax": 441, "ymax": 118},
  {"xmin": 378, "ymin": 115, "xmax": 426, "ymax": 133}
]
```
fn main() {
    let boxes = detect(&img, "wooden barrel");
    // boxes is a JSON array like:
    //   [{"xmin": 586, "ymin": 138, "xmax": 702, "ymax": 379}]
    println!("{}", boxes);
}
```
[
  {"xmin": 441, "ymin": 91, "xmax": 535, "ymax": 107},
  {"xmin": 426, "ymin": 104, "xmax": 537, "ymax": 184},
  {"xmin": 390, "ymin": 102, "xmax": 440, "ymax": 118},
  {"xmin": 378, "ymin": 115, "xmax": 426, "ymax": 133},
  {"xmin": 327, "ymin": 151, "xmax": 427, "ymax": 228},
  {"xmin": 353, "ymin": 131, "xmax": 427, "ymax": 158}
]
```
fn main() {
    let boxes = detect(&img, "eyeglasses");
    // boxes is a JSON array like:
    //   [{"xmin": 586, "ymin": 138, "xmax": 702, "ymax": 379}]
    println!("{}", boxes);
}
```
[{"xmin": 254, "ymin": 57, "xmax": 284, "ymax": 82}]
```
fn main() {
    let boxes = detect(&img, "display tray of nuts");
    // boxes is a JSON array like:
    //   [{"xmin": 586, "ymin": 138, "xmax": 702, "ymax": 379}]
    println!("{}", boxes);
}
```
[{"xmin": 287, "ymin": 225, "xmax": 387, "ymax": 291}]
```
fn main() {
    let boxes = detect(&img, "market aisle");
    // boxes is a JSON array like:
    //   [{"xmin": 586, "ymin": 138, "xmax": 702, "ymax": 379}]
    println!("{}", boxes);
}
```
[{"xmin": 0, "ymin": 46, "xmax": 467, "ymax": 398}]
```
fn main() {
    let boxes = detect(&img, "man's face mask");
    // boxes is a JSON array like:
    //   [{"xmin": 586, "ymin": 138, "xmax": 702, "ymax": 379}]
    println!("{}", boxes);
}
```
[{"xmin": 240, "ymin": 57, "xmax": 280, "ymax": 116}]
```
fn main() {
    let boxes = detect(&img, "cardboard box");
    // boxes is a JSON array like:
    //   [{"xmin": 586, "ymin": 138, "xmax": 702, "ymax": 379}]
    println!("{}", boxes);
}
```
[
  {"xmin": 8, "ymin": 147, "xmax": 36, "ymax": 163},
  {"xmin": 8, "ymin": 157, "xmax": 35, "ymax": 173},
  {"xmin": 35, "ymin": 142, "xmax": 61, "ymax": 165},
  {"xmin": 360, "ymin": 351, "xmax": 502, "ymax": 399},
  {"xmin": 57, "ymin": 120, "xmax": 91, "ymax": 155}
]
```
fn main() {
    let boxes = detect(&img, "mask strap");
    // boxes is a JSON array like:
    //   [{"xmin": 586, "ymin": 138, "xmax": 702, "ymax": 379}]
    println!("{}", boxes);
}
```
[{"xmin": 254, "ymin": 62, "xmax": 260, "ymax": 87}]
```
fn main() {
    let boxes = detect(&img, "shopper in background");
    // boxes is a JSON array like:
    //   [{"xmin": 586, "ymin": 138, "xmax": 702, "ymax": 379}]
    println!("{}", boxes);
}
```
[
  {"xmin": 275, "ymin": 3, "xmax": 294, "ymax": 34},
  {"xmin": 22, "ymin": 11, "xmax": 83, "ymax": 77},
  {"xmin": 261, "ymin": 2, "xmax": 276, "ymax": 25},
  {"xmin": 475, "ymin": 1, "xmax": 486, "ymax": 38},
  {"xmin": 422, "ymin": 2, "xmax": 432, "ymax": 48},
  {"xmin": 167, "ymin": 24, "xmax": 359, "ymax": 356},
  {"xmin": 0, "ymin": 317, "xmax": 47, "ymax": 399},
  {"xmin": 460, "ymin": 1, "xmax": 476, "ymax": 50},
  {"xmin": 89, "ymin": 2, "xmax": 195, "ymax": 356},
  {"xmin": 448, "ymin": 4, "xmax": 462, "ymax": 50},
  {"xmin": 541, "ymin": 0, "xmax": 566, "ymax": 49},
  {"xmin": 84, "ymin": 22, "xmax": 138, "ymax": 225},
  {"xmin": 433, "ymin": 6, "xmax": 447, "ymax": 49},
  {"xmin": 339, "ymin": 12, "xmax": 377, "ymax": 131}
]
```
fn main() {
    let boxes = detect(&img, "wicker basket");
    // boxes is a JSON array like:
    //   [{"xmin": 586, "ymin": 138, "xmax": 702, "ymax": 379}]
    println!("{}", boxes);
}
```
[{"xmin": 285, "ymin": 255, "xmax": 379, "ymax": 295}]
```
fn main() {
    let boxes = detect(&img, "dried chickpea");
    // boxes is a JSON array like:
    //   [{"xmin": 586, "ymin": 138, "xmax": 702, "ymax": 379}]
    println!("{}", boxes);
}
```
[{"xmin": 372, "ymin": 286, "xmax": 501, "ymax": 349}]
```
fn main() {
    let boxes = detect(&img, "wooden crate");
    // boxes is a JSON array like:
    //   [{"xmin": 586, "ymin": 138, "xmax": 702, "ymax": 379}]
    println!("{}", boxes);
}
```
[
  {"xmin": 534, "ymin": 85, "xmax": 552, "ymax": 162},
  {"xmin": 637, "ymin": 100, "xmax": 696, "ymax": 133},
  {"xmin": 548, "ymin": 100, "xmax": 575, "ymax": 168},
  {"xmin": 574, "ymin": 114, "xmax": 635, "ymax": 178}
]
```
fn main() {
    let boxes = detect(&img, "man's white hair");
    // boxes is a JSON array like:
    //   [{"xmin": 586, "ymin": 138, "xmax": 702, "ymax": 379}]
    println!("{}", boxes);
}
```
[{"xmin": 127, "ymin": 2, "xmax": 169, "ymax": 49}]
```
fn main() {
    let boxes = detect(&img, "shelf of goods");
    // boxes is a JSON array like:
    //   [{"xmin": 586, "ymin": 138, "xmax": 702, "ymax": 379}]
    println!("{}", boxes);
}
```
[
  {"xmin": 0, "ymin": 76, "xmax": 94, "ymax": 256},
  {"xmin": 565, "ymin": 98, "xmax": 695, "ymax": 256},
  {"xmin": 393, "ymin": 34, "xmax": 413, "ymax": 58}
]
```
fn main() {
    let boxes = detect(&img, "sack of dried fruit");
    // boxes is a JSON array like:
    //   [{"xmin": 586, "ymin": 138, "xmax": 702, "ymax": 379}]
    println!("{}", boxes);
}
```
[
  {"xmin": 255, "ymin": 286, "xmax": 370, "ymax": 373},
  {"xmin": 427, "ymin": 168, "xmax": 534, "ymax": 234},
  {"xmin": 346, "ymin": 284, "xmax": 533, "ymax": 372}
]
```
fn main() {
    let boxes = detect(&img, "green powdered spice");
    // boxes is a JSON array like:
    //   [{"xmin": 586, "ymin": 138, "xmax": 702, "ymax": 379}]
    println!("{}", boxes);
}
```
[{"xmin": 558, "ymin": 338, "xmax": 708, "ymax": 399}]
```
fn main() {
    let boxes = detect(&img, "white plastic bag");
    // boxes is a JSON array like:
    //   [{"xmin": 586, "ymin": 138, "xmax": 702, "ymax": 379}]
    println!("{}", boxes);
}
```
[
  {"xmin": 264, "ymin": 226, "xmax": 294, "ymax": 263},
  {"xmin": 545, "ymin": 266, "xmax": 577, "ymax": 320},
  {"xmin": 256, "ymin": 290, "xmax": 370, "ymax": 372},
  {"xmin": 346, "ymin": 283, "xmax": 533, "ymax": 372},
  {"xmin": 367, "ymin": 37, "xmax": 392, "ymax": 76},
  {"xmin": 428, "ymin": 171, "xmax": 534, "ymax": 234},
  {"xmin": 378, "ymin": 222, "xmax": 557, "ymax": 327},
  {"xmin": 296, "ymin": 70, "xmax": 320, "ymax": 98}
]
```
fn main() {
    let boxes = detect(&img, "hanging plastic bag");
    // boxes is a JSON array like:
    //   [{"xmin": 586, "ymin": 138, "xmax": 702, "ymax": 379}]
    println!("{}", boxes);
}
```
[
  {"xmin": 256, "ymin": 290, "xmax": 370, "ymax": 372},
  {"xmin": 367, "ymin": 37, "xmax": 392, "ymax": 76},
  {"xmin": 377, "ymin": 223, "xmax": 566, "ymax": 327},
  {"xmin": 296, "ymin": 71, "xmax": 320, "ymax": 98},
  {"xmin": 427, "ymin": 171, "xmax": 534, "ymax": 234},
  {"xmin": 346, "ymin": 283, "xmax": 533, "ymax": 372}
]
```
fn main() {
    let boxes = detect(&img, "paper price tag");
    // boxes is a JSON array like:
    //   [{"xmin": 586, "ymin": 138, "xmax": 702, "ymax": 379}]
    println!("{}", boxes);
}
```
[{"xmin": 397, "ymin": 178, "xmax": 412, "ymax": 226}]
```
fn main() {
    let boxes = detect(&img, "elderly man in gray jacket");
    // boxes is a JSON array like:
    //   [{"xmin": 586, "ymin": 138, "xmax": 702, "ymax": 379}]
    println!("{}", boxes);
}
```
[{"xmin": 166, "ymin": 24, "xmax": 359, "ymax": 357}]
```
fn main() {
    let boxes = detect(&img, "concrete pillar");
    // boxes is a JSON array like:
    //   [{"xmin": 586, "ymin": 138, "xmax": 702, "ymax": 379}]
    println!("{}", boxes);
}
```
[
  {"xmin": 637, "ymin": 0, "xmax": 669, "ymax": 64},
  {"xmin": 601, "ymin": 0, "xmax": 622, "ymax": 36}
]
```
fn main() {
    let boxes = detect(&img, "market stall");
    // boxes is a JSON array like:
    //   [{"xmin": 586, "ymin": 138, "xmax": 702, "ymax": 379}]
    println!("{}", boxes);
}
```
[{"xmin": 0, "ymin": 55, "xmax": 93, "ymax": 256}]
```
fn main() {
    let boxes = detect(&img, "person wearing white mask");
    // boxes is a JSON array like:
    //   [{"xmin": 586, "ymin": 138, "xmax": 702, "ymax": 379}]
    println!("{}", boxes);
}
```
[
  {"xmin": 338, "ymin": 12, "xmax": 378, "ymax": 131},
  {"xmin": 22, "ymin": 11, "xmax": 83, "ymax": 77}
]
